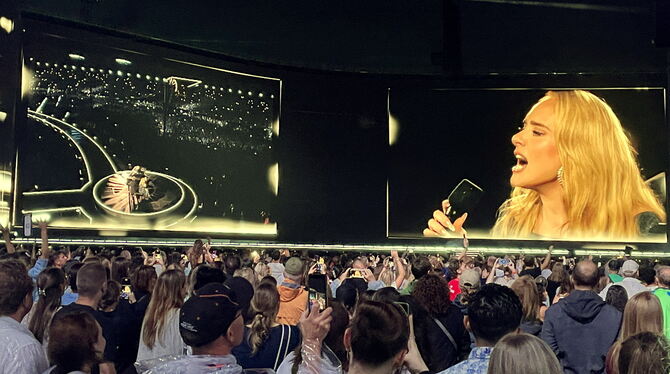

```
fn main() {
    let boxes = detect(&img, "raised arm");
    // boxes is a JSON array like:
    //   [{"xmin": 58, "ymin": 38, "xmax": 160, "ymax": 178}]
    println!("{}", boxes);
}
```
[
  {"xmin": 540, "ymin": 245, "xmax": 553, "ymax": 270},
  {"xmin": 39, "ymin": 221, "xmax": 50, "ymax": 260},
  {"xmin": 0, "ymin": 222, "xmax": 16, "ymax": 254},
  {"xmin": 486, "ymin": 258, "xmax": 500, "ymax": 284},
  {"xmin": 391, "ymin": 250, "xmax": 406, "ymax": 289}
]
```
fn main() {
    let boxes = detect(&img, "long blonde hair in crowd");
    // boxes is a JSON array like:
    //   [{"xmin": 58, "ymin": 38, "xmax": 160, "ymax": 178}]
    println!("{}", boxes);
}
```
[
  {"xmin": 141, "ymin": 269, "xmax": 186, "ymax": 349},
  {"xmin": 493, "ymin": 90, "xmax": 665, "ymax": 240},
  {"xmin": 248, "ymin": 283, "xmax": 280, "ymax": 355}
]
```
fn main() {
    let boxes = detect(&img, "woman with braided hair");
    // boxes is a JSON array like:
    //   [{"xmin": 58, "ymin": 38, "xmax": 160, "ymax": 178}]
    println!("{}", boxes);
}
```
[{"xmin": 232, "ymin": 282, "xmax": 300, "ymax": 371}]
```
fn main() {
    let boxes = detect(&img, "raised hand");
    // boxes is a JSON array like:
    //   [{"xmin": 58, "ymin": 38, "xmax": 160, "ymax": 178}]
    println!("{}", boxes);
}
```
[{"xmin": 423, "ymin": 199, "xmax": 468, "ymax": 237}]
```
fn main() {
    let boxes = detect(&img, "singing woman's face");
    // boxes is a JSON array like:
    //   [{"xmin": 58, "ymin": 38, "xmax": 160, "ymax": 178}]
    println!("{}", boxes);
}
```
[{"xmin": 510, "ymin": 97, "xmax": 562, "ymax": 190}]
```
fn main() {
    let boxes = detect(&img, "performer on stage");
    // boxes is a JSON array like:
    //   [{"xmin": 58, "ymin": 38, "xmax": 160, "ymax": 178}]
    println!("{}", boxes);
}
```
[{"xmin": 424, "ymin": 90, "xmax": 665, "ymax": 240}]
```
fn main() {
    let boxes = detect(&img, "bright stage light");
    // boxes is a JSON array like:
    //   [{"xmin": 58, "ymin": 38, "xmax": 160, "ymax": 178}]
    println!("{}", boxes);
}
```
[
  {"xmin": 115, "ymin": 58, "xmax": 132, "ymax": 65},
  {"xmin": 68, "ymin": 53, "xmax": 85, "ymax": 61},
  {"xmin": 0, "ymin": 17, "xmax": 14, "ymax": 34}
]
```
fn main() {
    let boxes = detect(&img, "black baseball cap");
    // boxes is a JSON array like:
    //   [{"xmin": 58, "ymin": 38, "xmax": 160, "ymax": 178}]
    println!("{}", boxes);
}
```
[{"xmin": 179, "ymin": 282, "xmax": 241, "ymax": 347}]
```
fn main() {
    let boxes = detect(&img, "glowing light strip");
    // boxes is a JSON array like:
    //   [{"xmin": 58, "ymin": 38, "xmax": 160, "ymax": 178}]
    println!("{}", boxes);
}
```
[
  {"xmin": 21, "ymin": 207, "xmax": 93, "ymax": 223},
  {"xmin": 4, "ymin": 237, "xmax": 571, "ymax": 253},
  {"xmin": 166, "ymin": 76, "xmax": 202, "ymax": 88},
  {"xmin": 164, "ymin": 58, "xmax": 281, "ymax": 81}
]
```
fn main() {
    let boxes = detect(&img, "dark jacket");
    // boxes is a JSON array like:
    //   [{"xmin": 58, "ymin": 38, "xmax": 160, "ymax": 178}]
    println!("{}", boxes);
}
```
[
  {"xmin": 520, "ymin": 320, "xmax": 542, "ymax": 336},
  {"xmin": 413, "ymin": 301, "xmax": 470, "ymax": 372},
  {"xmin": 540, "ymin": 290, "xmax": 622, "ymax": 374}
]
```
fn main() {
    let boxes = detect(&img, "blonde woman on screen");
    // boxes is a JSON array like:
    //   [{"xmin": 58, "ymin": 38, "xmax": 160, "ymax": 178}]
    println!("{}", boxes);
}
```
[{"xmin": 425, "ymin": 90, "xmax": 665, "ymax": 240}]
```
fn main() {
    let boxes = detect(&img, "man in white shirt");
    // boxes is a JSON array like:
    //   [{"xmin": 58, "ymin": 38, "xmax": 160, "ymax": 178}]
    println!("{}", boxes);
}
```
[
  {"xmin": 0, "ymin": 260, "xmax": 49, "ymax": 374},
  {"xmin": 599, "ymin": 260, "xmax": 647, "ymax": 300},
  {"xmin": 267, "ymin": 250, "xmax": 286, "ymax": 284}
]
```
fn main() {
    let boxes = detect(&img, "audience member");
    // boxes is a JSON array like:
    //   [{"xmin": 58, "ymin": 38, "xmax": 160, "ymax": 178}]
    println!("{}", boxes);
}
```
[
  {"xmin": 111, "ymin": 256, "xmax": 131, "ymax": 284},
  {"xmin": 403, "ymin": 255, "xmax": 433, "ymax": 295},
  {"xmin": 267, "ymin": 250, "xmax": 285, "ymax": 283},
  {"xmin": 191, "ymin": 265, "xmax": 226, "ymax": 295},
  {"xmin": 653, "ymin": 266, "xmax": 670, "ymax": 340},
  {"xmin": 639, "ymin": 266, "xmax": 658, "ymax": 291},
  {"xmin": 276, "ymin": 257, "xmax": 308, "ymax": 325},
  {"xmin": 605, "ymin": 285, "xmax": 628, "ymax": 313},
  {"xmin": 224, "ymin": 277, "xmax": 255, "ymax": 324},
  {"xmin": 618, "ymin": 332, "xmax": 670, "ymax": 374},
  {"xmin": 277, "ymin": 300, "xmax": 349, "ymax": 374},
  {"xmin": 62, "ymin": 262, "xmax": 83, "ymax": 306},
  {"xmin": 146, "ymin": 282, "xmax": 246, "ymax": 373},
  {"xmin": 98, "ymin": 280, "xmax": 121, "ymax": 312},
  {"xmin": 487, "ymin": 333, "xmax": 562, "ymax": 374},
  {"xmin": 607, "ymin": 259, "xmax": 624, "ymax": 283},
  {"xmin": 0, "ymin": 259, "xmax": 49, "ymax": 374},
  {"xmin": 26, "ymin": 267, "xmax": 65, "ymax": 343},
  {"xmin": 343, "ymin": 301, "xmax": 419, "ymax": 374},
  {"xmin": 541, "ymin": 260, "xmax": 622, "ymax": 374},
  {"xmin": 412, "ymin": 274, "xmax": 470, "ymax": 372},
  {"xmin": 599, "ymin": 260, "xmax": 646, "ymax": 300},
  {"xmin": 232, "ymin": 283, "xmax": 300, "ymax": 370},
  {"xmin": 438, "ymin": 283, "xmax": 523, "ymax": 374},
  {"xmin": 453, "ymin": 269, "xmax": 481, "ymax": 315},
  {"xmin": 53, "ymin": 262, "xmax": 116, "ymax": 374},
  {"xmin": 233, "ymin": 267, "xmax": 257, "ymax": 289},
  {"xmin": 510, "ymin": 275, "xmax": 543, "ymax": 336},
  {"xmin": 546, "ymin": 262, "xmax": 565, "ymax": 305},
  {"xmin": 45, "ymin": 312, "xmax": 105, "ymax": 374},
  {"xmin": 606, "ymin": 291, "xmax": 663, "ymax": 374},
  {"xmin": 137, "ymin": 269, "xmax": 187, "ymax": 362},
  {"xmin": 224, "ymin": 254, "xmax": 242, "ymax": 278},
  {"xmin": 131, "ymin": 265, "xmax": 157, "ymax": 303}
]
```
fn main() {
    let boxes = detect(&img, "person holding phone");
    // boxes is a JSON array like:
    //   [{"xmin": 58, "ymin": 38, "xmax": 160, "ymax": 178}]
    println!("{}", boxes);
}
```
[
  {"xmin": 425, "ymin": 90, "xmax": 665, "ymax": 240},
  {"xmin": 232, "ymin": 283, "xmax": 300, "ymax": 371}
]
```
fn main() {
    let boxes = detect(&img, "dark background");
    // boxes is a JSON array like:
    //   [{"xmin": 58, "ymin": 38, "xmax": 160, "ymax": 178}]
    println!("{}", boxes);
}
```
[{"xmin": 0, "ymin": 0, "xmax": 668, "ymax": 246}]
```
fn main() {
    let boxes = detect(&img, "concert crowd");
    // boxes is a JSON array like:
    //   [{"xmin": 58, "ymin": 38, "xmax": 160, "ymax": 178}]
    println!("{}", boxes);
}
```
[{"xmin": 1, "ymin": 223, "xmax": 669, "ymax": 374}]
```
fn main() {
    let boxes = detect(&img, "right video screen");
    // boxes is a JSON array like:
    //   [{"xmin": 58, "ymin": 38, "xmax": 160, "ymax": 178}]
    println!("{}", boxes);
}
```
[{"xmin": 388, "ymin": 88, "xmax": 667, "ymax": 242}]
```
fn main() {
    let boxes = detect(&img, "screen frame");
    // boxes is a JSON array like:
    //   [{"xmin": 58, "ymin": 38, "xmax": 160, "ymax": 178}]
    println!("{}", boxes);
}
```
[
  {"xmin": 386, "ymin": 85, "xmax": 670, "ymax": 251},
  {"xmin": 11, "ymin": 13, "xmax": 283, "ymax": 240}
]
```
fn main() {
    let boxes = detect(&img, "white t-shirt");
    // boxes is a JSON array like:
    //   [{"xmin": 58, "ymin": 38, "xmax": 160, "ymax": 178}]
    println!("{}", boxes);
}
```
[{"xmin": 137, "ymin": 308, "xmax": 185, "ymax": 362}]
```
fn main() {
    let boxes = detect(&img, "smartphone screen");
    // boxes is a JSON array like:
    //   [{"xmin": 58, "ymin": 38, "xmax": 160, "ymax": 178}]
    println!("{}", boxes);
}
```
[
  {"xmin": 121, "ymin": 284, "xmax": 132, "ymax": 299},
  {"xmin": 348, "ymin": 269, "xmax": 365, "ymax": 279},
  {"xmin": 446, "ymin": 179, "xmax": 484, "ymax": 222},
  {"xmin": 307, "ymin": 274, "xmax": 328, "ymax": 311}
]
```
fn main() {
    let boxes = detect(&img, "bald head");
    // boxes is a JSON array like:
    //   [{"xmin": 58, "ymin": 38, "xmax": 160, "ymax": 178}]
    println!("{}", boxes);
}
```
[
  {"xmin": 657, "ymin": 267, "xmax": 670, "ymax": 288},
  {"xmin": 573, "ymin": 260, "xmax": 599, "ymax": 289}
]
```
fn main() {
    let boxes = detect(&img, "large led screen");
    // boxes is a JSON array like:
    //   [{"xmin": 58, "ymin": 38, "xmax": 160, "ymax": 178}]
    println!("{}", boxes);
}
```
[
  {"xmin": 15, "ymin": 25, "xmax": 280, "ymax": 236},
  {"xmin": 388, "ymin": 88, "xmax": 667, "ymax": 242}
]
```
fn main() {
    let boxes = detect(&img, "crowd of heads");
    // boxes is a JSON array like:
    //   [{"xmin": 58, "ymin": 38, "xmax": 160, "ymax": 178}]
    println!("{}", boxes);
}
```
[{"xmin": 2, "ymin": 237, "xmax": 670, "ymax": 374}]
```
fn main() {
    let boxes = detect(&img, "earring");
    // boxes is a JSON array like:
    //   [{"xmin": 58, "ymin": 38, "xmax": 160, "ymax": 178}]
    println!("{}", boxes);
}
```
[{"xmin": 557, "ymin": 166, "xmax": 564, "ymax": 186}]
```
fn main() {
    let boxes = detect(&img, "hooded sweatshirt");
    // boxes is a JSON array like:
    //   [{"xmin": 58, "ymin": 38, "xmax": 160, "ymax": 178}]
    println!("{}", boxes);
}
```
[
  {"xmin": 540, "ymin": 290, "xmax": 621, "ymax": 374},
  {"xmin": 277, "ymin": 278, "xmax": 308, "ymax": 326}
]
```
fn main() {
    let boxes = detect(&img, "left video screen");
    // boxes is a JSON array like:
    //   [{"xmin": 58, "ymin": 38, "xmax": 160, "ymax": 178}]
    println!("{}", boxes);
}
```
[{"xmin": 16, "ymin": 22, "xmax": 280, "ymax": 236}]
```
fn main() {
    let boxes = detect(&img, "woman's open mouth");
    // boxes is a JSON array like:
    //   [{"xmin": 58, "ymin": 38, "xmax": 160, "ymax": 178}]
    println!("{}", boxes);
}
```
[{"xmin": 512, "ymin": 154, "xmax": 528, "ymax": 172}]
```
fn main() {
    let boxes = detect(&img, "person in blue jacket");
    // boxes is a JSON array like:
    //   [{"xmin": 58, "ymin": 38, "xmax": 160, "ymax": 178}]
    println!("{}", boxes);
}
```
[{"xmin": 541, "ymin": 260, "xmax": 622, "ymax": 374}]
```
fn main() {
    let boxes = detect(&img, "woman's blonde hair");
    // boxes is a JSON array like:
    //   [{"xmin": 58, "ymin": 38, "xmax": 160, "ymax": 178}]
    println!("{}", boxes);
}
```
[
  {"xmin": 141, "ymin": 269, "xmax": 186, "ymax": 349},
  {"xmin": 606, "ymin": 290, "xmax": 664, "ymax": 374},
  {"xmin": 234, "ymin": 267, "xmax": 258, "ymax": 289},
  {"xmin": 487, "ymin": 333, "xmax": 563, "ymax": 374},
  {"xmin": 248, "ymin": 283, "xmax": 280, "ymax": 355},
  {"xmin": 378, "ymin": 257, "xmax": 397, "ymax": 287},
  {"xmin": 493, "ymin": 90, "xmax": 665, "ymax": 240},
  {"xmin": 510, "ymin": 275, "xmax": 541, "ymax": 322},
  {"xmin": 621, "ymin": 291, "xmax": 663, "ymax": 340}
]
